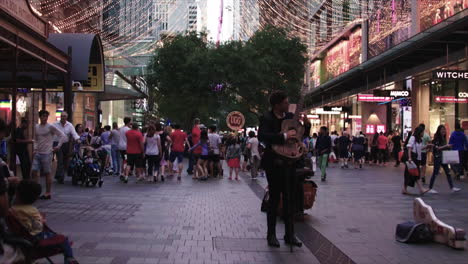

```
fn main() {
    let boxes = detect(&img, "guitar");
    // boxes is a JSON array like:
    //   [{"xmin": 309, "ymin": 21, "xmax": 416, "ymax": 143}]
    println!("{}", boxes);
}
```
[
  {"xmin": 413, "ymin": 198, "xmax": 466, "ymax": 249},
  {"xmin": 271, "ymin": 84, "xmax": 308, "ymax": 160}
]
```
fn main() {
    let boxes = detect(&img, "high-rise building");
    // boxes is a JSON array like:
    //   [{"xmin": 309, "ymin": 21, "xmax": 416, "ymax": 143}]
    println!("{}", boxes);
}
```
[{"xmin": 239, "ymin": 0, "xmax": 259, "ymax": 40}]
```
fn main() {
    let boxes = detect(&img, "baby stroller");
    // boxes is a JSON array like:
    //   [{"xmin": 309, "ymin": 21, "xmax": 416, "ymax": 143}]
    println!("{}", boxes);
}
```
[
  {"xmin": 69, "ymin": 152, "xmax": 85, "ymax": 186},
  {"xmin": 71, "ymin": 148, "xmax": 104, "ymax": 187}
]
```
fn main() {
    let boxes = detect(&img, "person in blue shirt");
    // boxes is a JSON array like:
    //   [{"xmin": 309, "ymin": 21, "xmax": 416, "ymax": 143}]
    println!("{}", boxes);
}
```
[{"xmin": 449, "ymin": 122, "xmax": 468, "ymax": 179}]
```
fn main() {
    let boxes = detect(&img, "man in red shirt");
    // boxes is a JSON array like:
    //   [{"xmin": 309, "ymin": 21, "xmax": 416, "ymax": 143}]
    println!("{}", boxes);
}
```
[
  {"xmin": 169, "ymin": 124, "xmax": 190, "ymax": 181},
  {"xmin": 123, "ymin": 123, "xmax": 145, "ymax": 183}
]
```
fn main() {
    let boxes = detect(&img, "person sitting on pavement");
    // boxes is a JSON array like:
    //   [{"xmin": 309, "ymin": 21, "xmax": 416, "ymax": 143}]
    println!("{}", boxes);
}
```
[{"xmin": 11, "ymin": 180, "xmax": 79, "ymax": 264}]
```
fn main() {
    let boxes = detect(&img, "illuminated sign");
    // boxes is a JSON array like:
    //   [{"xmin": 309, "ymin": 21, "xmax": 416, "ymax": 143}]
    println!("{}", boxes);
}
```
[
  {"xmin": 374, "ymin": 90, "xmax": 411, "ymax": 98},
  {"xmin": 310, "ymin": 60, "xmax": 321, "ymax": 88},
  {"xmin": 434, "ymin": 96, "xmax": 468, "ymax": 103},
  {"xmin": 358, "ymin": 94, "xmax": 392, "ymax": 102},
  {"xmin": 432, "ymin": 70, "xmax": 468, "ymax": 80},
  {"xmin": 366, "ymin": 124, "xmax": 375, "ymax": 134},
  {"xmin": 307, "ymin": 114, "xmax": 319, "ymax": 119},
  {"xmin": 376, "ymin": 125, "xmax": 386, "ymax": 133},
  {"xmin": 0, "ymin": 100, "xmax": 11, "ymax": 109},
  {"xmin": 323, "ymin": 26, "xmax": 362, "ymax": 82},
  {"xmin": 459, "ymin": 92, "xmax": 468, "ymax": 98}
]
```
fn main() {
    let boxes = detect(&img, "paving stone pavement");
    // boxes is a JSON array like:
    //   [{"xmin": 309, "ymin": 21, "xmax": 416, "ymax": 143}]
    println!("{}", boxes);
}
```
[
  {"xmin": 33, "ymin": 161, "xmax": 468, "ymax": 264},
  {"xmin": 253, "ymin": 162, "xmax": 468, "ymax": 264},
  {"xmin": 33, "ymin": 162, "xmax": 319, "ymax": 264}
]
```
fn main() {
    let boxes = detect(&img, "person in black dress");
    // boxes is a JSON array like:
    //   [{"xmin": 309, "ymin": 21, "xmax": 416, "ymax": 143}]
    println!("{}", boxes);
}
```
[{"xmin": 258, "ymin": 91, "xmax": 302, "ymax": 248}]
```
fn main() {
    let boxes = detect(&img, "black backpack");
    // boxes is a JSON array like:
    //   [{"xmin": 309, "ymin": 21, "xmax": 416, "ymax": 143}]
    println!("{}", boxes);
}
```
[{"xmin": 395, "ymin": 221, "xmax": 433, "ymax": 243}]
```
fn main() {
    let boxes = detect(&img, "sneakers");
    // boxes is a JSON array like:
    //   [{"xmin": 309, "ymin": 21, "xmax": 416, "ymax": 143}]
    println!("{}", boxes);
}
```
[
  {"xmin": 428, "ymin": 189, "xmax": 439, "ymax": 194},
  {"xmin": 161, "ymin": 175, "xmax": 165, "ymax": 182},
  {"xmin": 123, "ymin": 176, "xmax": 128, "ymax": 184},
  {"xmin": 452, "ymin": 187, "xmax": 461, "ymax": 193}
]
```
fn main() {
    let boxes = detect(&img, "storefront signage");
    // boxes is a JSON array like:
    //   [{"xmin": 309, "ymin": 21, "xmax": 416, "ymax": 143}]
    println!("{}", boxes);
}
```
[
  {"xmin": 459, "ymin": 92, "xmax": 468, "ymax": 98},
  {"xmin": 358, "ymin": 94, "xmax": 392, "ymax": 102},
  {"xmin": 373, "ymin": 90, "xmax": 411, "ymax": 98},
  {"xmin": 315, "ymin": 108, "xmax": 341, "ymax": 115},
  {"xmin": 226, "ymin": 111, "xmax": 245, "ymax": 131},
  {"xmin": 323, "ymin": 106, "xmax": 347, "ymax": 112},
  {"xmin": 306, "ymin": 114, "xmax": 319, "ymax": 119},
  {"xmin": 433, "ymin": 70, "xmax": 468, "ymax": 80},
  {"xmin": 0, "ymin": 0, "xmax": 47, "ymax": 37},
  {"xmin": 434, "ymin": 96, "xmax": 468, "ymax": 103}
]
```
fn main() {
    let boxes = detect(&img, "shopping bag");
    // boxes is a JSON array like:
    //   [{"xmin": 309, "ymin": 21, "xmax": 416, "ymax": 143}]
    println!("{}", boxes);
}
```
[
  {"xmin": 311, "ymin": 156, "xmax": 317, "ymax": 172},
  {"xmin": 442, "ymin": 151, "xmax": 460, "ymax": 164},
  {"xmin": 406, "ymin": 161, "xmax": 419, "ymax": 177},
  {"xmin": 329, "ymin": 152, "xmax": 337, "ymax": 163},
  {"xmin": 398, "ymin": 151, "xmax": 404, "ymax": 162}
]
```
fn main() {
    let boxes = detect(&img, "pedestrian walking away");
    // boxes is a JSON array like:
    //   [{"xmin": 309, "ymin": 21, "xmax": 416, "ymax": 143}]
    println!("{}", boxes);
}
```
[
  {"xmin": 118, "ymin": 117, "xmax": 132, "ymax": 177},
  {"xmin": 110, "ymin": 122, "xmax": 121, "ymax": 176},
  {"xmin": 226, "ymin": 136, "xmax": 241, "ymax": 181},
  {"xmin": 189, "ymin": 129, "xmax": 210, "ymax": 180},
  {"xmin": 377, "ymin": 132, "xmax": 389, "ymax": 166},
  {"xmin": 449, "ymin": 122, "xmax": 468, "ymax": 180},
  {"xmin": 337, "ymin": 131, "xmax": 351, "ymax": 169},
  {"xmin": 53, "ymin": 112, "xmax": 79, "ymax": 184},
  {"xmin": 32, "ymin": 110, "xmax": 67, "ymax": 199},
  {"xmin": 123, "ymin": 123, "xmax": 145, "ymax": 183},
  {"xmin": 391, "ymin": 131, "xmax": 402, "ymax": 167},
  {"xmin": 144, "ymin": 125, "xmax": 162, "ymax": 182},
  {"xmin": 169, "ymin": 124, "xmax": 190, "ymax": 181},
  {"xmin": 247, "ymin": 131, "xmax": 261, "ymax": 180},
  {"xmin": 208, "ymin": 125, "xmax": 223, "ymax": 178},
  {"xmin": 316, "ymin": 126, "xmax": 332, "ymax": 181},
  {"xmin": 351, "ymin": 132, "xmax": 365, "ymax": 169}
]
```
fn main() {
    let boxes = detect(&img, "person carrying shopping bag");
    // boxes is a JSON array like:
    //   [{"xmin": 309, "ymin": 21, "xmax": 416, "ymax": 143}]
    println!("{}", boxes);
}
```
[
  {"xmin": 428, "ymin": 125, "xmax": 461, "ymax": 194},
  {"xmin": 402, "ymin": 127, "xmax": 429, "ymax": 195}
]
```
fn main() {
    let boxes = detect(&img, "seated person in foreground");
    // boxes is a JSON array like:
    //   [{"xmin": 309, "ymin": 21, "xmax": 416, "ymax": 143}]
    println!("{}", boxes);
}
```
[{"xmin": 12, "ymin": 180, "xmax": 79, "ymax": 264}]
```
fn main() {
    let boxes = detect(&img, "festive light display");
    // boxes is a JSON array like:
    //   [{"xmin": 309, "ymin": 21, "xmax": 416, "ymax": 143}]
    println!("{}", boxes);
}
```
[{"xmin": 26, "ymin": 0, "xmax": 466, "ymax": 85}]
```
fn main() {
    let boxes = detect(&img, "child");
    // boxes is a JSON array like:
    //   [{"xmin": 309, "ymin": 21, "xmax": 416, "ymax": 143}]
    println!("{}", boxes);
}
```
[
  {"xmin": 226, "ymin": 137, "xmax": 241, "ymax": 180},
  {"xmin": 12, "ymin": 180, "xmax": 78, "ymax": 264}
]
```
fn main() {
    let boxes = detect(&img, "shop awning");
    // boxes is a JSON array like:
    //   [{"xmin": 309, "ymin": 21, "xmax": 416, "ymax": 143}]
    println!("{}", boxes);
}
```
[
  {"xmin": 306, "ymin": 9, "xmax": 468, "ymax": 108},
  {"xmin": 99, "ymin": 85, "xmax": 146, "ymax": 101},
  {"xmin": 48, "ymin": 33, "xmax": 105, "ymax": 92}
]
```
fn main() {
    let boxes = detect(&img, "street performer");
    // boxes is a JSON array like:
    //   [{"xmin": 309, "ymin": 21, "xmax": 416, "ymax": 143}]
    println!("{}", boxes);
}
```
[{"xmin": 258, "ymin": 90, "xmax": 302, "ymax": 248}]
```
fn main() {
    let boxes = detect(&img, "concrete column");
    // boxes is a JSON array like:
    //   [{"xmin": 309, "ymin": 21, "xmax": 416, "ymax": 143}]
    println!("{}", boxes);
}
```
[{"xmin": 361, "ymin": 20, "xmax": 369, "ymax": 63}]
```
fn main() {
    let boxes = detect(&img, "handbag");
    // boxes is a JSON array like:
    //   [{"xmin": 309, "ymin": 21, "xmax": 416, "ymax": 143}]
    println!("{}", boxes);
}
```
[
  {"xmin": 442, "ymin": 150, "xmax": 460, "ymax": 164},
  {"xmin": 406, "ymin": 161, "xmax": 419, "ymax": 177}
]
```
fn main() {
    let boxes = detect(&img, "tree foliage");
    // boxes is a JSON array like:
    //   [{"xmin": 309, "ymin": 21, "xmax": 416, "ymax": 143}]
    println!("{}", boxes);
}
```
[{"xmin": 146, "ymin": 26, "xmax": 307, "ymax": 130}]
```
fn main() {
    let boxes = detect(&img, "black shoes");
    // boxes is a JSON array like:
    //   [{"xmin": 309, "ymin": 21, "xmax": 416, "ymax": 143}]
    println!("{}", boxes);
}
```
[
  {"xmin": 284, "ymin": 235, "xmax": 303, "ymax": 247},
  {"xmin": 267, "ymin": 235, "xmax": 280, "ymax": 248}
]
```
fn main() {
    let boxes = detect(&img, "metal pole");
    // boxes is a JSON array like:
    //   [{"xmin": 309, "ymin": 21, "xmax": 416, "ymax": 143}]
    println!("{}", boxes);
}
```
[
  {"xmin": 64, "ymin": 47, "xmax": 73, "ymax": 122},
  {"xmin": 42, "ymin": 60, "xmax": 47, "ymax": 110},
  {"xmin": 9, "ymin": 36, "xmax": 19, "ymax": 173}
]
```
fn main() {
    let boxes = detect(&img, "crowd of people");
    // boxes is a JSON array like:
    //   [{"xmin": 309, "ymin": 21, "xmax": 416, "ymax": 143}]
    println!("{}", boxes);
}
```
[{"xmin": 303, "ymin": 122, "xmax": 468, "ymax": 195}]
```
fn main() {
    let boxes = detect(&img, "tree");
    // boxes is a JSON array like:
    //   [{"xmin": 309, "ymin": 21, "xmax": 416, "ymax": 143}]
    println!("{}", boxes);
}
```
[{"xmin": 146, "ymin": 26, "xmax": 308, "ymax": 129}]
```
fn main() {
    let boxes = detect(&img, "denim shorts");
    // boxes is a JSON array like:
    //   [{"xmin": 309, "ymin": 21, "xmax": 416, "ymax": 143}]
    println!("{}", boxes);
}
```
[
  {"xmin": 32, "ymin": 153, "xmax": 53, "ymax": 174},
  {"xmin": 170, "ymin": 151, "xmax": 184, "ymax": 163}
]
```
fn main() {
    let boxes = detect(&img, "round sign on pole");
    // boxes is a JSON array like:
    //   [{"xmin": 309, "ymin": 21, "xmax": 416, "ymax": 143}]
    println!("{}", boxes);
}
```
[{"xmin": 226, "ymin": 111, "xmax": 245, "ymax": 131}]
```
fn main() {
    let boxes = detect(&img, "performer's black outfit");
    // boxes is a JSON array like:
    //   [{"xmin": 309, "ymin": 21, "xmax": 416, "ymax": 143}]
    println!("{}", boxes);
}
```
[{"xmin": 258, "ymin": 111, "xmax": 302, "ymax": 247}]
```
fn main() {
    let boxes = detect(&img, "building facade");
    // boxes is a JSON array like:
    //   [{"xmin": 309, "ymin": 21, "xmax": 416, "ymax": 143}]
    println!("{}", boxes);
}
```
[{"xmin": 305, "ymin": 0, "xmax": 468, "ymax": 142}]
